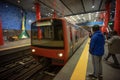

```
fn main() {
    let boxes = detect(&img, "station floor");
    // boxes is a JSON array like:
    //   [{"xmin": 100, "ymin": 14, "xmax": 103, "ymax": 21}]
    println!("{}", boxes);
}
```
[
  {"xmin": 54, "ymin": 38, "xmax": 120, "ymax": 80},
  {"xmin": 86, "ymin": 44, "xmax": 120, "ymax": 80}
]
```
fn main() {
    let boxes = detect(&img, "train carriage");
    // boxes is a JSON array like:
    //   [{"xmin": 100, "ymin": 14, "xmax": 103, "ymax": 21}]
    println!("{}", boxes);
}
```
[{"xmin": 31, "ymin": 18, "xmax": 88, "ymax": 65}]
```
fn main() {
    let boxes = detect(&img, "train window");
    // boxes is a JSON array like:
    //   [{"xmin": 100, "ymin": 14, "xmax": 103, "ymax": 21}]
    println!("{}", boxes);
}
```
[{"xmin": 31, "ymin": 19, "xmax": 64, "ymax": 49}]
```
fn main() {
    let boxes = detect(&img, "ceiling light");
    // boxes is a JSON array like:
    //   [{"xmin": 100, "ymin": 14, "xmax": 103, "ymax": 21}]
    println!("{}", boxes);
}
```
[
  {"xmin": 32, "ymin": 6, "xmax": 35, "ymax": 10},
  {"xmin": 51, "ymin": 9, "xmax": 54, "ymax": 12},
  {"xmin": 88, "ymin": 13, "xmax": 91, "ymax": 20},
  {"xmin": 17, "ymin": 0, "xmax": 20, "ymax": 3},
  {"xmin": 83, "ymin": 17, "xmax": 86, "ymax": 21},
  {"xmin": 70, "ymin": 16, "xmax": 76, "ymax": 21},
  {"xmin": 92, "ymin": 5, "xmax": 95, "ymax": 8},
  {"xmin": 64, "ymin": 17, "xmax": 67, "ymax": 19},
  {"xmin": 76, "ymin": 15, "xmax": 81, "ymax": 19},
  {"xmin": 47, "ymin": 13, "xmax": 52, "ymax": 16},
  {"xmin": 96, "ymin": 12, "xmax": 99, "ymax": 14},
  {"xmin": 65, "ymin": 17, "xmax": 71, "ymax": 22},
  {"xmin": 95, "ymin": 13, "xmax": 99, "ymax": 17}
]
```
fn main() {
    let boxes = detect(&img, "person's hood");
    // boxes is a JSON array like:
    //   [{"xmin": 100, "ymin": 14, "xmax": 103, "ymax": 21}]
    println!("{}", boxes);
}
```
[{"xmin": 93, "ymin": 30, "xmax": 103, "ymax": 37}]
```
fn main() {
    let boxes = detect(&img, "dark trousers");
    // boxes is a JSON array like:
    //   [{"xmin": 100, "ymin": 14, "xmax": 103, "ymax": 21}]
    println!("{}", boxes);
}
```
[{"xmin": 105, "ymin": 53, "xmax": 119, "ymax": 65}]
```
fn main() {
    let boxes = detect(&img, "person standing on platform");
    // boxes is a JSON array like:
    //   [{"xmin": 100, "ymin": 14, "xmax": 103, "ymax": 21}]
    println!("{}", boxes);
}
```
[{"xmin": 89, "ymin": 25, "xmax": 105, "ymax": 79}]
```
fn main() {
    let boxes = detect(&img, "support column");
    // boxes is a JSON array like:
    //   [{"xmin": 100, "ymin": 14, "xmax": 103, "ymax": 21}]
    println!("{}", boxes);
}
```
[
  {"xmin": 34, "ymin": 1, "xmax": 42, "ymax": 39},
  {"xmin": 35, "ymin": 2, "xmax": 41, "ymax": 20},
  {"xmin": 114, "ymin": 0, "xmax": 120, "ymax": 35},
  {"xmin": 0, "ymin": 19, "xmax": 4, "ymax": 45},
  {"xmin": 53, "ymin": 0, "xmax": 57, "ymax": 18},
  {"xmin": 102, "ymin": 2, "xmax": 110, "ymax": 33}
]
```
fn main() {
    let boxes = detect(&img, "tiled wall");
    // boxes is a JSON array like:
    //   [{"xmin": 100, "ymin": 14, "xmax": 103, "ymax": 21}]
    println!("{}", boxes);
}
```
[
  {"xmin": 0, "ymin": 2, "xmax": 35, "ymax": 30},
  {"xmin": 26, "ymin": 11, "xmax": 36, "ymax": 30}
]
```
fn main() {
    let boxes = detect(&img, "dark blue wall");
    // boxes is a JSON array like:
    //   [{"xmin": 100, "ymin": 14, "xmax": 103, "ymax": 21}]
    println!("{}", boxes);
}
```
[
  {"xmin": 26, "ymin": 11, "xmax": 36, "ymax": 30},
  {"xmin": 0, "ymin": 2, "xmax": 35, "ymax": 30}
]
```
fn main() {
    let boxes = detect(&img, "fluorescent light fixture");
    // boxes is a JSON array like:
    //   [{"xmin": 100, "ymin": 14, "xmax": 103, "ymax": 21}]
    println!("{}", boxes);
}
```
[
  {"xmin": 70, "ymin": 16, "xmax": 76, "ymax": 21},
  {"xmin": 96, "ymin": 12, "xmax": 99, "ymax": 14},
  {"xmin": 51, "ymin": 9, "xmax": 54, "ymax": 12},
  {"xmin": 64, "ymin": 17, "xmax": 67, "ymax": 19},
  {"xmin": 83, "ymin": 17, "xmax": 86, "ymax": 21},
  {"xmin": 64, "ymin": 17, "xmax": 68, "ymax": 21},
  {"xmin": 64, "ymin": 17, "xmax": 72, "ymax": 22},
  {"xmin": 96, "ymin": 13, "xmax": 99, "ymax": 17},
  {"xmin": 88, "ymin": 13, "xmax": 91, "ymax": 20},
  {"xmin": 76, "ymin": 15, "xmax": 81, "ymax": 19},
  {"xmin": 65, "ymin": 17, "xmax": 69, "ymax": 20}
]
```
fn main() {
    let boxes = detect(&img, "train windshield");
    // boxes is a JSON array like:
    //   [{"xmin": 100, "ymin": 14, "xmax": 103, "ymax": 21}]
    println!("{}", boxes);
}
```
[{"xmin": 31, "ymin": 19, "xmax": 64, "ymax": 49}]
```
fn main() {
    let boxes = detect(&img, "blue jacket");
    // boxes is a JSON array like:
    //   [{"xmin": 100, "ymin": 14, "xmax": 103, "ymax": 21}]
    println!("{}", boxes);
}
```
[{"xmin": 89, "ymin": 30, "xmax": 105, "ymax": 56}]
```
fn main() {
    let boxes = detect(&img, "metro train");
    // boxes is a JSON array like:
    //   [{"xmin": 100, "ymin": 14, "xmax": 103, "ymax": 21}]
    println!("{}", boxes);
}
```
[{"xmin": 31, "ymin": 18, "xmax": 88, "ymax": 66}]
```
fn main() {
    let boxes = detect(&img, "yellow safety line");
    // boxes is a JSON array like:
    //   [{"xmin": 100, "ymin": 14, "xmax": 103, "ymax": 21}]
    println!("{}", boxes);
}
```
[
  {"xmin": 0, "ymin": 44, "xmax": 30, "ymax": 51},
  {"xmin": 70, "ymin": 39, "xmax": 90, "ymax": 80}
]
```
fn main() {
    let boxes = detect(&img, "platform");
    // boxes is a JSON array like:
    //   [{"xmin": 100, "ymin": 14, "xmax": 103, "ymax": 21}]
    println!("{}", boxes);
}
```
[
  {"xmin": 54, "ymin": 38, "xmax": 120, "ymax": 80},
  {"xmin": 54, "ymin": 38, "xmax": 89, "ymax": 80},
  {"xmin": 0, "ymin": 38, "xmax": 30, "ymax": 51}
]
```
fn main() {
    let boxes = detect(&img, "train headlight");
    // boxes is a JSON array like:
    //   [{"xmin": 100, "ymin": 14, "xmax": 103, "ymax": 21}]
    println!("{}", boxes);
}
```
[
  {"xmin": 58, "ymin": 53, "xmax": 63, "ymax": 57},
  {"xmin": 32, "ymin": 49, "xmax": 36, "ymax": 52}
]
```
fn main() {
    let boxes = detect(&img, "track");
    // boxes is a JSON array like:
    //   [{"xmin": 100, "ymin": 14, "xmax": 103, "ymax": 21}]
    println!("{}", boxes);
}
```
[
  {"xmin": 0, "ymin": 47, "xmax": 62, "ymax": 80},
  {"xmin": 0, "ymin": 57, "xmax": 62, "ymax": 80},
  {"xmin": 26, "ymin": 65, "xmax": 62, "ymax": 80}
]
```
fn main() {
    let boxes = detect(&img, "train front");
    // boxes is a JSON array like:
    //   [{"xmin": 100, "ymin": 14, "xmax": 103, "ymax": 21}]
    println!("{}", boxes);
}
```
[{"xmin": 31, "ymin": 18, "xmax": 66, "ymax": 65}]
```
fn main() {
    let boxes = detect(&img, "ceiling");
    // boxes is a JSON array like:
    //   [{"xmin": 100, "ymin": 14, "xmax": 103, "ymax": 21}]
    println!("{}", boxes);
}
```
[{"xmin": 3, "ymin": 0, "xmax": 108, "ymax": 25}]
